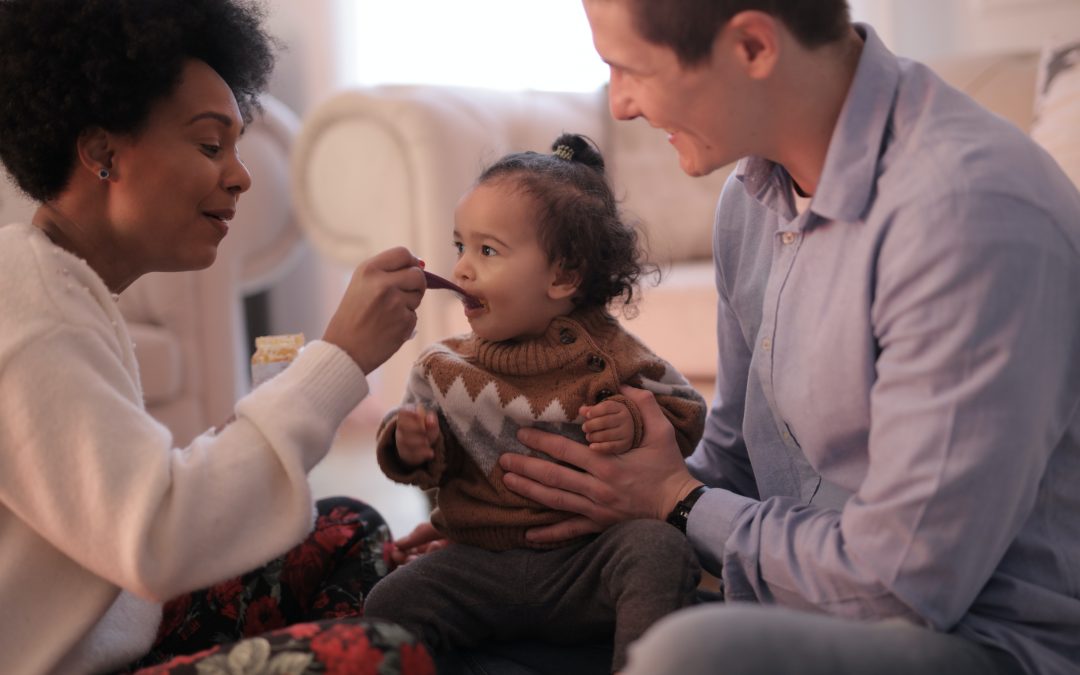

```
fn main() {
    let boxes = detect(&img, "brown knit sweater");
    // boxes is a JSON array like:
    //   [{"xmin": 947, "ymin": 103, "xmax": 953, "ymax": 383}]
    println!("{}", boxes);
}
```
[{"xmin": 376, "ymin": 307, "xmax": 706, "ymax": 551}]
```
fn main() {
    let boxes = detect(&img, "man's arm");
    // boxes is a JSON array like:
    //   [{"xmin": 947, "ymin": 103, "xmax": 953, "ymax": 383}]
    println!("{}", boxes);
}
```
[
  {"xmin": 685, "ymin": 275, "xmax": 758, "ymax": 496},
  {"xmin": 699, "ymin": 191, "xmax": 1078, "ymax": 627}
]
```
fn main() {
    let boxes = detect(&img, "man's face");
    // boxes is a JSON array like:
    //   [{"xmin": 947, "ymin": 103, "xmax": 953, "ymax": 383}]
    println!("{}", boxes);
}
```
[{"xmin": 583, "ymin": 0, "xmax": 753, "ymax": 177}]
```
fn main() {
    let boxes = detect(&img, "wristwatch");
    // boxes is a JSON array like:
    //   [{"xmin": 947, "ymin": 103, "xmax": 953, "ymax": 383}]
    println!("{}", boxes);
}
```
[{"xmin": 665, "ymin": 484, "xmax": 708, "ymax": 534}]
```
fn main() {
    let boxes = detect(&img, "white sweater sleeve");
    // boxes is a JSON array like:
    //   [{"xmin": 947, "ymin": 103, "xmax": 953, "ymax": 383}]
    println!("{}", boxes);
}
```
[{"xmin": 0, "ymin": 323, "xmax": 367, "ymax": 601}]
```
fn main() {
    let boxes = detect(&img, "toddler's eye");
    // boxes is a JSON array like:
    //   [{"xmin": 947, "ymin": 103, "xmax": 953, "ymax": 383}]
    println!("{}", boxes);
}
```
[
  {"xmin": 453, "ymin": 241, "xmax": 464, "ymax": 255},
  {"xmin": 481, "ymin": 245, "xmax": 497, "ymax": 257},
  {"xmin": 201, "ymin": 144, "xmax": 222, "ymax": 157}
]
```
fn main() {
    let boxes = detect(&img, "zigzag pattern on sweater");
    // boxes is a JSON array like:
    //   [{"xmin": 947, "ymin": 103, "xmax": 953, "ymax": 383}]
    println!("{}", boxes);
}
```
[
  {"xmin": 400, "ymin": 310, "xmax": 706, "ymax": 482},
  {"xmin": 410, "ymin": 369, "xmax": 586, "ymax": 476}
]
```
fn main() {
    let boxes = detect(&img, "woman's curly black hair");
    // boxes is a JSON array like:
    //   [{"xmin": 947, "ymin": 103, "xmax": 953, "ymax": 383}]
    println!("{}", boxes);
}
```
[
  {"xmin": 477, "ymin": 133, "xmax": 658, "ymax": 317},
  {"xmin": 0, "ymin": 0, "xmax": 277, "ymax": 202}
]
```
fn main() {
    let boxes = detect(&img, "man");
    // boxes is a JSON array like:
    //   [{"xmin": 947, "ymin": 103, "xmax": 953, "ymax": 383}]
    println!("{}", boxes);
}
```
[{"xmin": 498, "ymin": 1, "xmax": 1080, "ymax": 674}]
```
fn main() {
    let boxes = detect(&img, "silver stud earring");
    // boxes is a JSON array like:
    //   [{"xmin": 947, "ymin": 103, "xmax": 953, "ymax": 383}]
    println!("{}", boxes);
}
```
[{"xmin": 98, "ymin": 167, "xmax": 110, "ymax": 180}]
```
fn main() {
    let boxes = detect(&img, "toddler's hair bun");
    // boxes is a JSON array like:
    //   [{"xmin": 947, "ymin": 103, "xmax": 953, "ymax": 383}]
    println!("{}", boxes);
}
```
[{"xmin": 551, "ymin": 133, "xmax": 605, "ymax": 174}]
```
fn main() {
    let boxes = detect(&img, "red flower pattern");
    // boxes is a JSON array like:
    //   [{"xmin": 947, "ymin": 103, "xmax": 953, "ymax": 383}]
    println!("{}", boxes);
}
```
[
  {"xmin": 127, "ymin": 499, "xmax": 426, "ymax": 675},
  {"xmin": 154, "ymin": 592, "xmax": 193, "ymax": 643},
  {"xmin": 283, "ymin": 622, "xmax": 322, "ymax": 640},
  {"xmin": 398, "ymin": 642, "xmax": 437, "ymax": 675},
  {"xmin": 243, "ymin": 595, "xmax": 285, "ymax": 636},
  {"xmin": 208, "ymin": 577, "xmax": 244, "ymax": 620},
  {"xmin": 311, "ymin": 623, "xmax": 383, "ymax": 675}
]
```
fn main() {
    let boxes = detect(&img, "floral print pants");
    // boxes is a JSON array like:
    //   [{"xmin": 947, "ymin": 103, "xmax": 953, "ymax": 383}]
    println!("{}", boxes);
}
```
[{"xmin": 120, "ymin": 497, "xmax": 434, "ymax": 675}]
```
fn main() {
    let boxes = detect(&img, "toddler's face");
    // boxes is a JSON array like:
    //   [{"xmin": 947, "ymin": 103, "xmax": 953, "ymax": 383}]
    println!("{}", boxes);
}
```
[{"xmin": 451, "ymin": 181, "xmax": 575, "ymax": 342}]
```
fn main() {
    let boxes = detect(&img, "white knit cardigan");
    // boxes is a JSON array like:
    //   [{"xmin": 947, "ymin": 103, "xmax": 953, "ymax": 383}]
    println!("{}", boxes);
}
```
[{"xmin": 0, "ymin": 223, "xmax": 368, "ymax": 674}]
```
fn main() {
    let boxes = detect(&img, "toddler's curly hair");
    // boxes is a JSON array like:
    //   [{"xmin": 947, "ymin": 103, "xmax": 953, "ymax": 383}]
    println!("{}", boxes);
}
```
[{"xmin": 477, "ymin": 133, "xmax": 658, "ymax": 317}]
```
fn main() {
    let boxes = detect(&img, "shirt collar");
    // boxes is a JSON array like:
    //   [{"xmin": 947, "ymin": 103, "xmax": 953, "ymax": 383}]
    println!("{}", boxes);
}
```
[{"xmin": 735, "ymin": 23, "xmax": 901, "ymax": 225}]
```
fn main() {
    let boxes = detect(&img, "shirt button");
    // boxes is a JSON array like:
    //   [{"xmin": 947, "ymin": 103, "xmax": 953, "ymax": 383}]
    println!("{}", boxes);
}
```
[
  {"xmin": 761, "ymin": 337, "xmax": 772, "ymax": 352},
  {"xmin": 781, "ymin": 232, "xmax": 797, "ymax": 245},
  {"xmin": 559, "ymin": 328, "xmax": 577, "ymax": 345},
  {"xmin": 586, "ymin": 354, "xmax": 606, "ymax": 372},
  {"xmin": 781, "ymin": 430, "xmax": 792, "ymax": 442},
  {"xmin": 595, "ymin": 388, "xmax": 614, "ymax": 402}
]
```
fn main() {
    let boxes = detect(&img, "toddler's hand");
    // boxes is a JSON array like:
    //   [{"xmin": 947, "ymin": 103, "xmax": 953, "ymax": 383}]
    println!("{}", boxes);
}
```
[
  {"xmin": 395, "ymin": 403, "xmax": 440, "ymax": 466},
  {"xmin": 580, "ymin": 399, "xmax": 634, "ymax": 454}
]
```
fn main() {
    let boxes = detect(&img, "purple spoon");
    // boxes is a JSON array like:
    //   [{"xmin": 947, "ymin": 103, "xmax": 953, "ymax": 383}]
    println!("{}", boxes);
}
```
[{"xmin": 423, "ymin": 270, "xmax": 484, "ymax": 309}]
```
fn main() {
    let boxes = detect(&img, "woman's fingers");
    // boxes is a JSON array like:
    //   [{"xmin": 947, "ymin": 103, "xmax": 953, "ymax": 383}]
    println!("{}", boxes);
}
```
[{"xmin": 322, "ymin": 247, "xmax": 426, "ymax": 373}]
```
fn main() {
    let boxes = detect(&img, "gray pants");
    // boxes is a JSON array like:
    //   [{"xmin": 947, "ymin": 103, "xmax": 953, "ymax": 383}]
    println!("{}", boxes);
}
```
[
  {"xmin": 624, "ymin": 603, "xmax": 1026, "ymax": 675},
  {"xmin": 364, "ymin": 519, "xmax": 700, "ymax": 672}
]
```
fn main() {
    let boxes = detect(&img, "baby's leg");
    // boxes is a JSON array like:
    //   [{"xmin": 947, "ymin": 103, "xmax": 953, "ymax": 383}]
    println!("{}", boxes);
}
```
[
  {"xmin": 546, "ymin": 520, "xmax": 700, "ymax": 672},
  {"xmin": 363, "ymin": 543, "xmax": 522, "ymax": 654}
]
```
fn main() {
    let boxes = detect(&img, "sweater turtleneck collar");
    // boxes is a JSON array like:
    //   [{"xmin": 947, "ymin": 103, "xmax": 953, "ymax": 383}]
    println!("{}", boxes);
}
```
[{"xmin": 464, "ymin": 306, "xmax": 622, "ymax": 376}]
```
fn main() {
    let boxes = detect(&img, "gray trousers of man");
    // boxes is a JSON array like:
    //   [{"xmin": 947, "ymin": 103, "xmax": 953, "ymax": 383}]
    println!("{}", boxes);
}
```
[
  {"xmin": 364, "ymin": 519, "xmax": 700, "ymax": 673},
  {"xmin": 623, "ymin": 602, "xmax": 1026, "ymax": 675}
]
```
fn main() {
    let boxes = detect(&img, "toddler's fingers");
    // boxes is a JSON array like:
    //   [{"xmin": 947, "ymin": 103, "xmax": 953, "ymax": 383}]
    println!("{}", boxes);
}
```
[
  {"xmin": 397, "ymin": 405, "xmax": 424, "ymax": 428},
  {"xmin": 582, "ymin": 414, "xmax": 621, "ymax": 435},
  {"xmin": 584, "ymin": 426, "xmax": 629, "ymax": 444},
  {"xmin": 425, "ymin": 411, "xmax": 441, "ymax": 444}
]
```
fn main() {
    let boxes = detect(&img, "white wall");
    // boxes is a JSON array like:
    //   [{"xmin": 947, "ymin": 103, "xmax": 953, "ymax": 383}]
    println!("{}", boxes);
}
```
[
  {"xmin": 850, "ymin": 0, "xmax": 1080, "ymax": 60},
  {"xmin": 261, "ymin": 0, "xmax": 354, "ymax": 345},
  {"xmin": 264, "ymin": 0, "xmax": 351, "ymax": 115}
]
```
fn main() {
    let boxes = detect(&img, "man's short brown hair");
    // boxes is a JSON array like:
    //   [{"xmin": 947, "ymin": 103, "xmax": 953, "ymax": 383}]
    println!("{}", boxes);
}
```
[{"xmin": 625, "ymin": 0, "xmax": 851, "ymax": 67}]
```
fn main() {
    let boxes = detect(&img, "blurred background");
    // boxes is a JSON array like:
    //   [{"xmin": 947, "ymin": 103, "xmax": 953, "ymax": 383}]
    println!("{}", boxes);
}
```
[{"xmin": 261, "ymin": 0, "xmax": 1080, "ymax": 353}]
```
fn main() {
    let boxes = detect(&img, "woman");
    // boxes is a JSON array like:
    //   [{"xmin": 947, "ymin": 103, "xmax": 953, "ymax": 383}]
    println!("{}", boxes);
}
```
[{"xmin": 0, "ymin": 1, "xmax": 433, "ymax": 673}]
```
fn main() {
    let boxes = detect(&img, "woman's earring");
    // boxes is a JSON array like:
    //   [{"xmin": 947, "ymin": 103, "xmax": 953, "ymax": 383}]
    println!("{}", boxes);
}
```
[{"xmin": 98, "ymin": 167, "xmax": 110, "ymax": 180}]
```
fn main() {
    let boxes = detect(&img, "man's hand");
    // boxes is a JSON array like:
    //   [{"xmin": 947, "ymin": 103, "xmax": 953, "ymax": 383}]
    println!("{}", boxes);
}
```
[
  {"xmin": 387, "ymin": 522, "xmax": 449, "ymax": 569},
  {"xmin": 499, "ymin": 386, "xmax": 702, "ymax": 545},
  {"xmin": 394, "ymin": 403, "xmax": 440, "ymax": 466},
  {"xmin": 580, "ymin": 399, "xmax": 635, "ymax": 454},
  {"xmin": 323, "ymin": 247, "xmax": 425, "ymax": 374}
]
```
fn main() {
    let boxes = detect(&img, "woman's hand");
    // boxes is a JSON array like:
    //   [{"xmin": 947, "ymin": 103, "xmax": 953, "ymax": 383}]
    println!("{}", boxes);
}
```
[
  {"xmin": 498, "ymin": 386, "xmax": 702, "ymax": 545},
  {"xmin": 387, "ymin": 522, "xmax": 449, "ymax": 568},
  {"xmin": 323, "ymin": 247, "xmax": 425, "ymax": 374}
]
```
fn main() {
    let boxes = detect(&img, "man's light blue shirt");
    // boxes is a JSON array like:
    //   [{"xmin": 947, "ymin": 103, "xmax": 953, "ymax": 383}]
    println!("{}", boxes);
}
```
[{"xmin": 686, "ymin": 24, "xmax": 1080, "ymax": 675}]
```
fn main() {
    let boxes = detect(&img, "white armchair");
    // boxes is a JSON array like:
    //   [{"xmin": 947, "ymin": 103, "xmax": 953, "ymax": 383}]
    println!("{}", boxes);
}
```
[
  {"xmin": 0, "ymin": 95, "xmax": 305, "ymax": 445},
  {"xmin": 291, "ymin": 51, "xmax": 1044, "ymax": 409}
]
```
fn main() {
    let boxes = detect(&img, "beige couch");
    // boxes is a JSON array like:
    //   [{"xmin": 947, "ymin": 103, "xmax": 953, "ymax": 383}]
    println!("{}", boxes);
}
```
[
  {"xmin": 292, "ymin": 52, "xmax": 1041, "ymax": 408},
  {"xmin": 0, "ymin": 95, "xmax": 305, "ymax": 445}
]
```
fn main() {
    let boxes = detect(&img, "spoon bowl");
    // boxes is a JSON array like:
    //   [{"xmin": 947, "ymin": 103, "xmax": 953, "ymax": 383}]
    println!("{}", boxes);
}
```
[{"xmin": 423, "ymin": 270, "xmax": 484, "ymax": 310}]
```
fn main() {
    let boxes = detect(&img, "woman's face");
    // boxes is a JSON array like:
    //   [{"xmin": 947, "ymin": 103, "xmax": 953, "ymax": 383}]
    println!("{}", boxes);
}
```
[
  {"xmin": 451, "ymin": 181, "xmax": 575, "ymax": 342},
  {"xmin": 105, "ymin": 59, "xmax": 251, "ymax": 274}
]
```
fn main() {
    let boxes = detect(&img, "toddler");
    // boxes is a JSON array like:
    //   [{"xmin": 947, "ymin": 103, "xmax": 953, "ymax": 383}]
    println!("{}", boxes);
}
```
[{"xmin": 364, "ymin": 133, "xmax": 706, "ymax": 673}]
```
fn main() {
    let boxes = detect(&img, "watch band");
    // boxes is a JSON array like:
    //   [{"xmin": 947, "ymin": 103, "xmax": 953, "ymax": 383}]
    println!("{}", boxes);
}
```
[{"xmin": 665, "ymin": 484, "xmax": 708, "ymax": 534}]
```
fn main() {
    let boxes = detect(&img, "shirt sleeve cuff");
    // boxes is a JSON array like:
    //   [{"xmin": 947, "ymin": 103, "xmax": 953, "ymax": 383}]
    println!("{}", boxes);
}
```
[{"xmin": 686, "ymin": 487, "xmax": 757, "ymax": 577}]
